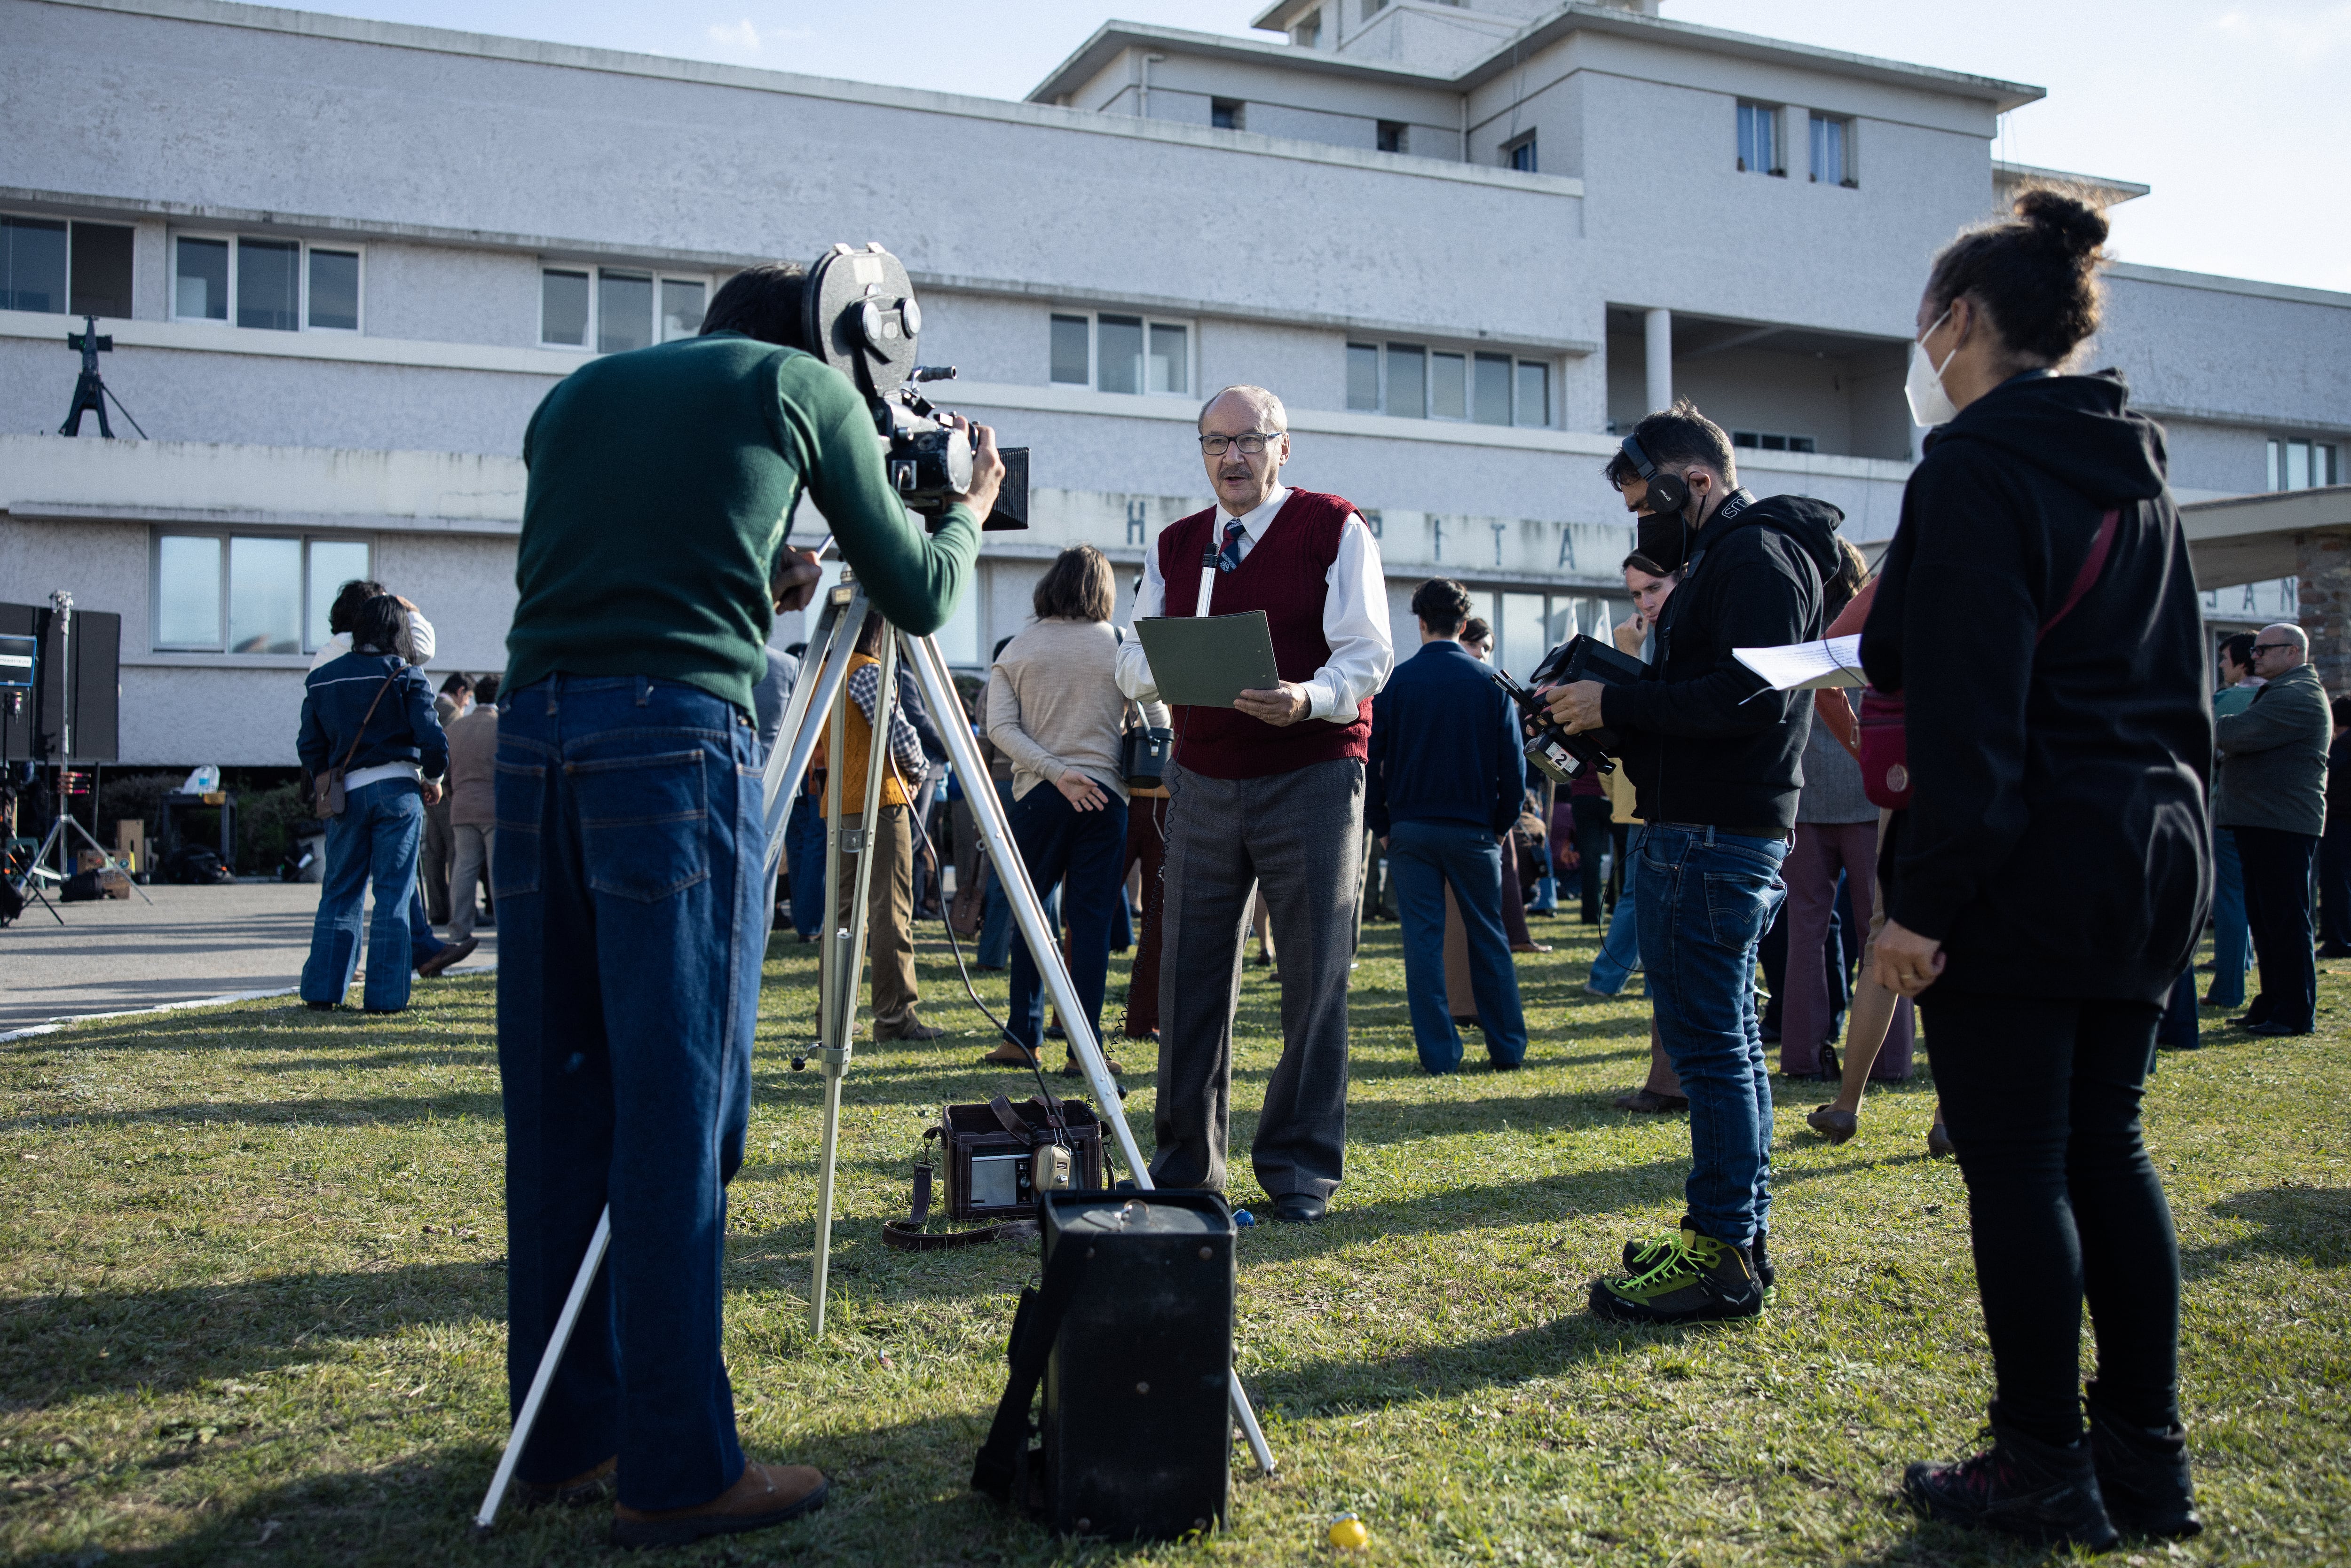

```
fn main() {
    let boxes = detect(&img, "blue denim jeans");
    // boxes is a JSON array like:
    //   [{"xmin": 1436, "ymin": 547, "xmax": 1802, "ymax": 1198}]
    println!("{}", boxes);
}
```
[
  {"xmin": 1637, "ymin": 823, "xmax": 1788, "ymax": 1250},
  {"xmin": 407, "ymin": 882, "xmax": 446, "ymax": 966},
  {"xmin": 301, "ymin": 778, "xmax": 423, "ymax": 1012},
  {"xmin": 2208, "ymin": 827, "xmax": 2250, "ymax": 1008},
  {"xmin": 493, "ymin": 676, "xmax": 765, "ymax": 1512},
  {"xmin": 1588, "ymin": 826, "xmax": 1645, "ymax": 996},
  {"xmin": 1388, "ymin": 818, "xmax": 1529, "ymax": 1072},
  {"xmin": 1005, "ymin": 782, "xmax": 1129, "ymax": 1051},
  {"xmin": 977, "ymin": 781, "xmax": 1018, "ymax": 968},
  {"xmin": 784, "ymin": 788, "xmax": 828, "ymax": 939}
]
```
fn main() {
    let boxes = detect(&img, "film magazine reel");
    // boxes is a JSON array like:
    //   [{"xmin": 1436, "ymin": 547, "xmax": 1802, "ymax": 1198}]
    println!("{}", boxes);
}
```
[{"xmin": 476, "ymin": 586, "xmax": 1276, "ymax": 1530}]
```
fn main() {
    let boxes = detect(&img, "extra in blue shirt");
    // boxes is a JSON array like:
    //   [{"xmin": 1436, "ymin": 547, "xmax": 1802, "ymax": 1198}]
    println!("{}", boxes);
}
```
[{"xmin": 1366, "ymin": 639, "xmax": 1526, "ymax": 836}]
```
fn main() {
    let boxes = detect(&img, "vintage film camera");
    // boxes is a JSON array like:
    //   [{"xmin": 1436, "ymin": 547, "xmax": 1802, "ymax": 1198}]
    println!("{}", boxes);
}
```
[
  {"xmin": 1487, "ymin": 633, "xmax": 1647, "ymax": 782},
  {"xmin": 802, "ymin": 242, "xmax": 1028, "ymax": 531}
]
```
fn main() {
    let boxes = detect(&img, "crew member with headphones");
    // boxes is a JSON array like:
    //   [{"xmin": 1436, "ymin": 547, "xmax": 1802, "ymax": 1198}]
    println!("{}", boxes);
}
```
[{"xmin": 1541, "ymin": 398, "xmax": 1845, "ymax": 1324}]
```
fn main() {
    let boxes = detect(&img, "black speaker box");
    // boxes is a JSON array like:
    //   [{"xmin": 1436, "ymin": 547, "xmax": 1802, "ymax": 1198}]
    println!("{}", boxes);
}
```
[
  {"xmin": 1039, "ymin": 1190, "xmax": 1234, "ymax": 1540},
  {"xmin": 0, "ymin": 602, "xmax": 119, "ymax": 764}
]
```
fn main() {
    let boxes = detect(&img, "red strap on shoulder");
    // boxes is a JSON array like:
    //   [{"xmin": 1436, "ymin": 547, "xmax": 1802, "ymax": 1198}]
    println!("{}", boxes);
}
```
[{"xmin": 2038, "ymin": 508, "xmax": 2119, "ymax": 644}]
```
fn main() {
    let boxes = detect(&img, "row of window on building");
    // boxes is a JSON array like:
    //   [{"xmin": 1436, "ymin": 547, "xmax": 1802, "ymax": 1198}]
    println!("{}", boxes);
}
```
[
  {"xmin": 2270, "ymin": 438, "xmax": 2339, "ymax": 492},
  {"xmin": 1347, "ymin": 340, "xmax": 1551, "ymax": 427},
  {"xmin": 1737, "ymin": 101, "xmax": 1856, "ymax": 186},
  {"xmin": 152, "ymin": 533, "xmax": 371, "ymax": 655},
  {"xmin": 0, "ymin": 216, "xmax": 134, "ymax": 318}
]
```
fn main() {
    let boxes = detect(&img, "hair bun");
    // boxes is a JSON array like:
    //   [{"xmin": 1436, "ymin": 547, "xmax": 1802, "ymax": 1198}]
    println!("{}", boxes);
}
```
[{"xmin": 2013, "ymin": 188, "xmax": 2108, "ymax": 260}]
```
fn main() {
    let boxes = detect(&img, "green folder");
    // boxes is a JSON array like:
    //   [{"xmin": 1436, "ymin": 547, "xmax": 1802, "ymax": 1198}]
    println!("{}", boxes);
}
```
[{"xmin": 1133, "ymin": 611, "xmax": 1282, "ymax": 708}]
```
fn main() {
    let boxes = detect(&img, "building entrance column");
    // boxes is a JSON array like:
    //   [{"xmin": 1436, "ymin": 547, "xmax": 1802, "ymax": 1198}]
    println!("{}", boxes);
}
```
[{"xmin": 1644, "ymin": 307, "xmax": 1673, "ymax": 416}]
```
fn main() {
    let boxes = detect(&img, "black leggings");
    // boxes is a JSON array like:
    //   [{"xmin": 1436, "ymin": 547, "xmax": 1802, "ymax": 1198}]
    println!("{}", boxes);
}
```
[{"xmin": 1924, "ymin": 989, "xmax": 2181, "ymax": 1444}]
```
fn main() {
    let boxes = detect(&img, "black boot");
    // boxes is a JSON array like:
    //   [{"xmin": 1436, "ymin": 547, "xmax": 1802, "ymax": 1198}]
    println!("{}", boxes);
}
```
[
  {"xmin": 2087, "ymin": 1391, "xmax": 2201, "ymax": 1540},
  {"xmin": 1904, "ymin": 1405, "xmax": 2120, "ymax": 1550}
]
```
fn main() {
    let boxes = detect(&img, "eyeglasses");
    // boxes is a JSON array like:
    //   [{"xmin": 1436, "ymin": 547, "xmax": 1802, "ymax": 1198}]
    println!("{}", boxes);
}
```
[
  {"xmin": 1199, "ymin": 432, "xmax": 1278, "ymax": 457},
  {"xmin": 2250, "ymin": 642, "xmax": 2295, "ymax": 654}
]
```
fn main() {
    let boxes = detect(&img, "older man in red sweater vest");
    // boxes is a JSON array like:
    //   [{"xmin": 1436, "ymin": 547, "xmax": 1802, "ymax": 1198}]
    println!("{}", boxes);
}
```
[{"xmin": 1115, "ymin": 385, "xmax": 1395, "ymax": 1222}]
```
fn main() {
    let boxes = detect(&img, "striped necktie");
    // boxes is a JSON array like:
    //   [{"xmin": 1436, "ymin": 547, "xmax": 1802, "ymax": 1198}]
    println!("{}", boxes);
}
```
[{"xmin": 1217, "ymin": 518, "xmax": 1248, "ymax": 574}]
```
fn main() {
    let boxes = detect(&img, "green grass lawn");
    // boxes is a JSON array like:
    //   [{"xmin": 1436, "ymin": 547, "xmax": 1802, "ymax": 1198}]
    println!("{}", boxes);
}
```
[{"xmin": 3, "ymin": 917, "xmax": 2346, "ymax": 1566}]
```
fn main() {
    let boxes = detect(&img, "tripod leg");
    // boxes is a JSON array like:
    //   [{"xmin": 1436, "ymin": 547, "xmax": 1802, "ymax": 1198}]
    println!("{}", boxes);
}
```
[
  {"xmin": 898, "ymin": 632, "xmax": 1278, "ymax": 1474},
  {"xmin": 1230, "ymin": 1371, "xmax": 1277, "ymax": 1474},
  {"xmin": 898, "ymin": 635, "xmax": 1140, "ymax": 1169},
  {"xmin": 760, "ymin": 593, "xmax": 856, "ymax": 877},
  {"xmin": 63, "ymin": 811, "xmax": 154, "ymax": 904},
  {"xmin": 473, "ymin": 1206, "xmax": 611, "ymax": 1532},
  {"xmin": 810, "ymin": 593, "xmax": 894, "ymax": 1339}
]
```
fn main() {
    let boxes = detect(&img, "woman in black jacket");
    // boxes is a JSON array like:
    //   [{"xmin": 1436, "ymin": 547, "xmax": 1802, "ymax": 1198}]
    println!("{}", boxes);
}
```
[{"xmin": 1864, "ymin": 190, "xmax": 2211, "ymax": 1549}]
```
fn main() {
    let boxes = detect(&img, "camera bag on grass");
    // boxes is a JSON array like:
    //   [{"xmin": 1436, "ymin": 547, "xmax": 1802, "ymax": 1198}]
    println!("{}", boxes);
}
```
[
  {"xmin": 884, "ymin": 1094, "xmax": 1104, "ymax": 1252},
  {"xmin": 1859, "ymin": 507, "xmax": 2119, "ymax": 812},
  {"xmin": 311, "ymin": 671, "xmax": 400, "ymax": 820},
  {"xmin": 973, "ymin": 1190, "xmax": 1235, "ymax": 1540}
]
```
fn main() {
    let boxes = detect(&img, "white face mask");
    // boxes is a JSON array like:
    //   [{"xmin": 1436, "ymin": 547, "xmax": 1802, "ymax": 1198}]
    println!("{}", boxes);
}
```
[{"xmin": 1904, "ymin": 307, "xmax": 1961, "ymax": 428}]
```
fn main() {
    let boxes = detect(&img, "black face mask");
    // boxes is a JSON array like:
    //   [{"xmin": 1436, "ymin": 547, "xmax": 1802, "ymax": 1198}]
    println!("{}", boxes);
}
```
[{"xmin": 1635, "ymin": 510, "xmax": 1692, "ymax": 575}]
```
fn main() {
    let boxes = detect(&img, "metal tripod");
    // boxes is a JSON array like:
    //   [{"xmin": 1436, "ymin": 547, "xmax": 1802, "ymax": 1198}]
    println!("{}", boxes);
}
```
[
  {"xmin": 15, "ymin": 796, "xmax": 155, "ymax": 910},
  {"xmin": 474, "ymin": 570, "xmax": 1273, "ymax": 1534}
]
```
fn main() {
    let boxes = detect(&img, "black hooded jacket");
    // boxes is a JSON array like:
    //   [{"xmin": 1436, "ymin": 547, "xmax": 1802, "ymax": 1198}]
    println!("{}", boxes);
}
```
[
  {"xmin": 1602, "ymin": 491, "xmax": 1845, "ymax": 836},
  {"xmin": 1861, "ymin": 370, "xmax": 2212, "ymax": 1003}
]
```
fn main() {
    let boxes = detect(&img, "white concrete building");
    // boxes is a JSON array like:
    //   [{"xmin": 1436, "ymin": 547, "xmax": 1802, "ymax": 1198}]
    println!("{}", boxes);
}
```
[{"xmin": 0, "ymin": 0, "xmax": 2344, "ymax": 767}]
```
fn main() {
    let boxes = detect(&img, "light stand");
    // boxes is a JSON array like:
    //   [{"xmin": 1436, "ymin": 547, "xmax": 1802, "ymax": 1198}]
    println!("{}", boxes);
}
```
[
  {"xmin": 473, "ymin": 572, "xmax": 1275, "ymax": 1534},
  {"xmin": 1, "ymin": 689, "xmax": 63, "ymax": 926},
  {"xmin": 59, "ymin": 317, "xmax": 148, "ymax": 440},
  {"xmin": 17, "ymin": 592, "xmax": 150, "ymax": 906}
]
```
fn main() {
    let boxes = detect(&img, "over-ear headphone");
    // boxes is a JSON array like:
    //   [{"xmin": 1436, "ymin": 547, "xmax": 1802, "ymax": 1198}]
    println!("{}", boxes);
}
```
[{"xmin": 1618, "ymin": 434, "xmax": 1691, "ymax": 516}]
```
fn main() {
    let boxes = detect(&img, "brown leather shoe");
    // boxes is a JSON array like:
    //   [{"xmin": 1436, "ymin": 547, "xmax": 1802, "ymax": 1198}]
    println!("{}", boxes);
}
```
[
  {"xmin": 417, "ymin": 937, "xmax": 478, "ymax": 977},
  {"xmin": 610, "ymin": 1461, "xmax": 828, "ymax": 1549},
  {"xmin": 1511, "ymin": 941, "xmax": 1554, "ymax": 954},
  {"xmin": 1807, "ymin": 1106, "xmax": 1859, "ymax": 1145},
  {"xmin": 979, "ymin": 1040, "xmax": 1036, "ymax": 1067},
  {"xmin": 1061, "ymin": 1055, "xmax": 1127, "ymax": 1077},
  {"xmin": 514, "ymin": 1455, "xmax": 615, "ymax": 1509},
  {"xmin": 874, "ymin": 1016, "xmax": 944, "ymax": 1042},
  {"xmin": 1927, "ymin": 1119, "xmax": 1957, "ymax": 1159},
  {"xmin": 1612, "ymin": 1087, "xmax": 1688, "ymax": 1113}
]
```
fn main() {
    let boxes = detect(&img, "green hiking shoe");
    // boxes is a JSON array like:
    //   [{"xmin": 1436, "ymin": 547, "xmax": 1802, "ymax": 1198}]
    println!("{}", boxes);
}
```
[
  {"xmin": 1592, "ymin": 1229, "xmax": 1765, "ymax": 1324},
  {"xmin": 1622, "ymin": 1222, "xmax": 1775, "ymax": 1301}
]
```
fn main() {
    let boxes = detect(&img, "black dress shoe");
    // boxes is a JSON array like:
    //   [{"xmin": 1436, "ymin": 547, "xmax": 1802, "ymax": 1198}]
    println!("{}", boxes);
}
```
[
  {"xmin": 2318, "ymin": 945, "xmax": 2351, "ymax": 959},
  {"xmin": 1270, "ymin": 1193, "xmax": 1326, "ymax": 1224},
  {"xmin": 2244, "ymin": 1019, "xmax": 2314, "ymax": 1036}
]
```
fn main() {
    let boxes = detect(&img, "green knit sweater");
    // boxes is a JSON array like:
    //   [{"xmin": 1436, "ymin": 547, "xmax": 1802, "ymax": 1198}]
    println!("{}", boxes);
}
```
[{"xmin": 507, "ymin": 331, "xmax": 979, "ymax": 713}]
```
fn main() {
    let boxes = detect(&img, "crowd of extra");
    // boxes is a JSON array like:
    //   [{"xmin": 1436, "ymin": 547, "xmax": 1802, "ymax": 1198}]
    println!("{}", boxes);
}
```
[{"xmin": 276, "ymin": 187, "xmax": 2341, "ymax": 1552}]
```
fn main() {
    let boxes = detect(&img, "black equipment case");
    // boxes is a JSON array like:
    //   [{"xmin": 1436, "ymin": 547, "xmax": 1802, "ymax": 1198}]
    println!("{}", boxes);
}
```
[
  {"xmin": 935, "ymin": 1096, "xmax": 1104, "ymax": 1221},
  {"xmin": 973, "ymin": 1190, "xmax": 1236, "ymax": 1539}
]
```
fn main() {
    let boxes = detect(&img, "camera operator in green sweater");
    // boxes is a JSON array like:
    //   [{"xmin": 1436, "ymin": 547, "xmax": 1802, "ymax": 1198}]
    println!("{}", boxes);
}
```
[{"xmin": 495, "ymin": 261, "xmax": 1001, "ymax": 1548}]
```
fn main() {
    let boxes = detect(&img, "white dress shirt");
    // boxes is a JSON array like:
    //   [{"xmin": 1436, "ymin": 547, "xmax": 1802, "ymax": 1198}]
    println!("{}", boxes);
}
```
[{"xmin": 1114, "ymin": 483, "xmax": 1394, "ymax": 723}]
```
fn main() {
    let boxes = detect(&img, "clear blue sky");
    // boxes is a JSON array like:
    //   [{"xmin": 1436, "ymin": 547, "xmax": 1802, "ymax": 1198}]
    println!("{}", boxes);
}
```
[{"xmin": 317, "ymin": 0, "xmax": 2347, "ymax": 293}]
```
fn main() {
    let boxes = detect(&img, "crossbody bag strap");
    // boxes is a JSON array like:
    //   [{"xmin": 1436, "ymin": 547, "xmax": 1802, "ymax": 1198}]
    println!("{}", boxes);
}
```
[
  {"xmin": 334, "ymin": 671, "xmax": 402, "ymax": 777},
  {"xmin": 2037, "ymin": 508, "xmax": 2120, "ymax": 645}
]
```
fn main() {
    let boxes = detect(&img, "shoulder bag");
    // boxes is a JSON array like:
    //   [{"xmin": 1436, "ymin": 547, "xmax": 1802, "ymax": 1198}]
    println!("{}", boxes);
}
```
[
  {"xmin": 1860, "ymin": 507, "xmax": 2119, "ymax": 812},
  {"xmin": 312, "ymin": 672, "xmax": 402, "ymax": 820}
]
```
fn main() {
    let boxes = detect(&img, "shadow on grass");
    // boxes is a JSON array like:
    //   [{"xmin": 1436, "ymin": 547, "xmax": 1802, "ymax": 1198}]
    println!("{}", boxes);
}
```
[
  {"xmin": 41, "ymin": 1412, "xmax": 1193, "ymax": 1568},
  {"xmin": 1261, "ymin": 1308, "xmax": 1698, "ymax": 1414},
  {"xmin": 0, "ymin": 1261, "xmax": 504, "ymax": 1403},
  {"xmin": 2182, "ymin": 1183, "xmax": 2351, "ymax": 1278},
  {"xmin": 0, "ymin": 1090, "xmax": 505, "ymax": 1134}
]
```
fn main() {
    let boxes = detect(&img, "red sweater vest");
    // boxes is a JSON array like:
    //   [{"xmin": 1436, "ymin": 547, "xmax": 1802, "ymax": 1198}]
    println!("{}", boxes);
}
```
[{"xmin": 1156, "ymin": 489, "xmax": 1373, "ymax": 781}]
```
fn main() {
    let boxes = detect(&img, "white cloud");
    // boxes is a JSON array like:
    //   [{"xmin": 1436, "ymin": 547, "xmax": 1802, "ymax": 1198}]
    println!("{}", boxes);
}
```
[
  {"xmin": 705, "ymin": 17, "xmax": 760, "ymax": 52},
  {"xmin": 2211, "ymin": 2, "xmax": 2351, "ymax": 62}
]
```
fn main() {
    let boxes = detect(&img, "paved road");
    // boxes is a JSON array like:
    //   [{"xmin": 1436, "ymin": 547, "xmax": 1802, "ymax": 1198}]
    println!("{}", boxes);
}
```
[{"xmin": 0, "ymin": 882, "xmax": 496, "ymax": 1029}]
